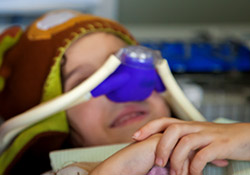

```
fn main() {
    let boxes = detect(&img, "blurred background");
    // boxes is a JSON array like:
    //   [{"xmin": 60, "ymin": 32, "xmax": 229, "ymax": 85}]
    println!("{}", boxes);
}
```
[{"xmin": 0, "ymin": 0, "xmax": 250, "ymax": 122}]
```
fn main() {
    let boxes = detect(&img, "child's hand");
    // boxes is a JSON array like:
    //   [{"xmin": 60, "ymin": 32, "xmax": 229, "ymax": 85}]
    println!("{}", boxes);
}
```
[
  {"xmin": 133, "ymin": 117, "xmax": 250, "ymax": 175},
  {"xmin": 90, "ymin": 134, "xmax": 164, "ymax": 175},
  {"xmin": 54, "ymin": 162, "xmax": 99, "ymax": 175}
]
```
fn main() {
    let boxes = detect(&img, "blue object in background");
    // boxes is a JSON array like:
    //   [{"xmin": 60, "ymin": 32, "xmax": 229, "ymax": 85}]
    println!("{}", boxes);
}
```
[
  {"xmin": 235, "ymin": 45, "xmax": 250, "ymax": 71},
  {"xmin": 141, "ymin": 40, "xmax": 250, "ymax": 73},
  {"xmin": 160, "ymin": 42, "xmax": 187, "ymax": 72}
]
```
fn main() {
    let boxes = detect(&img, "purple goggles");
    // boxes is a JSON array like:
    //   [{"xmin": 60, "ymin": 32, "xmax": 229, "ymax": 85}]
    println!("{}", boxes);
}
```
[{"xmin": 91, "ymin": 46, "xmax": 166, "ymax": 102}]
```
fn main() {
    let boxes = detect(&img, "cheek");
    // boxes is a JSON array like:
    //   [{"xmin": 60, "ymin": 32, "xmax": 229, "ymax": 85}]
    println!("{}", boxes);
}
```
[
  {"xmin": 68, "ymin": 100, "xmax": 103, "ymax": 127},
  {"xmin": 148, "ymin": 92, "xmax": 171, "ymax": 118},
  {"xmin": 66, "ymin": 97, "xmax": 111, "ymax": 145}
]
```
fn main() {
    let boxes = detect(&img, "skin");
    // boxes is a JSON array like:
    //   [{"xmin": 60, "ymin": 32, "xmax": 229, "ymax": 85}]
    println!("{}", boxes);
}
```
[
  {"xmin": 133, "ymin": 117, "xmax": 250, "ymax": 175},
  {"xmin": 59, "ymin": 32, "xmax": 250, "ymax": 175},
  {"xmin": 90, "ymin": 134, "xmax": 164, "ymax": 175},
  {"xmin": 61, "ymin": 32, "xmax": 170, "ymax": 147},
  {"xmin": 58, "ymin": 134, "xmax": 168, "ymax": 175}
]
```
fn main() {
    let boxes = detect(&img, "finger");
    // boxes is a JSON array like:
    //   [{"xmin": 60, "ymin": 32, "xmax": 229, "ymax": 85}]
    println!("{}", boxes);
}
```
[
  {"xmin": 132, "ymin": 117, "xmax": 184, "ymax": 140},
  {"xmin": 190, "ymin": 144, "xmax": 223, "ymax": 175},
  {"xmin": 155, "ymin": 123, "xmax": 200, "ymax": 167},
  {"xmin": 170, "ymin": 133, "xmax": 211, "ymax": 174},
  {"xmin": 181, "ymin": 159, "xmax": 189, "ymax": 175},
  {"xmin": 170, "ymin": 159, "xmax": 190, "ymax": 175},
  {"xmin": 211, "ymin": 159, "xmax": 229, "ymax": 167}
]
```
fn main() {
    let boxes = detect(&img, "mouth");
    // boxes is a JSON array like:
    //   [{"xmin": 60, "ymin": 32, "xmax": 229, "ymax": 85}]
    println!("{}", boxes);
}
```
[{"xmin": 110, "ymin": 106, "xmax": 148, "ymax": 128}]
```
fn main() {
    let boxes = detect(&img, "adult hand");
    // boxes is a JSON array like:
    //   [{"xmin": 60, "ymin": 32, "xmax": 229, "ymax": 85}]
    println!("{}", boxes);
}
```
[{"xmin": 133, "ymin": 117, "xmax": 250, "ymax": 175}]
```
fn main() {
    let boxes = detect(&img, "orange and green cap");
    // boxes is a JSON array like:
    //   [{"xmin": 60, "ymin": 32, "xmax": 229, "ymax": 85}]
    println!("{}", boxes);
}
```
[{"xmin": 0, "ymin": 9, "xmax": 137, "ymax": 174}]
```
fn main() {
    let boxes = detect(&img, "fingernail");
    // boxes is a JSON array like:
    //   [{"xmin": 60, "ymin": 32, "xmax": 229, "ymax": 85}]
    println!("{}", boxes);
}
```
[
  {"xmin": 170, "ymin": 169, "xmax": 176, "ymax": 175},
  {"xmin": 132, "ymin": 131, "xmax": 141, "ymax": 139},
  {"xmin": 155, "ymin": 157, "xmax": 164, "ymax": 167}
]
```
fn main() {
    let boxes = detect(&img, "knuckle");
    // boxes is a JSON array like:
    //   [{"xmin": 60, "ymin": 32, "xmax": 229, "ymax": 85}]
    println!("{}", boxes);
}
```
[
  {"xmin": 195, "ymin": 151, "xmax": 207, "ymax": 163},
  {"xmin": 168, "ymin": 124, "xmax": 181, "ymax": 133},
  {"xmin": 180, "ymin": 135, "xmax": 192, "ymax": 145}
]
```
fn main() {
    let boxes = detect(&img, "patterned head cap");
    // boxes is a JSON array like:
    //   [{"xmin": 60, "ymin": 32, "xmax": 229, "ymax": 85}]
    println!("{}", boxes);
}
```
[
  {"xmin": 0, "ymin": 10, "xmax": 136, "ymax": 119},
  {"xmin": 0, "ymin": 10, "xmax": 137, "ymax": 174}
]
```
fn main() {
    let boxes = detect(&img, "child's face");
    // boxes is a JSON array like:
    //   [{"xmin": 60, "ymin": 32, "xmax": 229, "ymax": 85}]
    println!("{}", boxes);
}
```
[{"xmin": 62, "ymin": 32, "xmax": 171, "ymax": 147}]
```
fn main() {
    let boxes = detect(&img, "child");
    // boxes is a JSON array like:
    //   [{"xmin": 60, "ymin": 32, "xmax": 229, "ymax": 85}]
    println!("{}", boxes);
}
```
[
  {"xmin": 0, "ymin": 9, "xmax": 170, "ymax": 174},
  {"xmin": 61, "ymin": 32, "xmax": 170, "ymax": 147},
  {"xmin": 1, "ymin": 9, "xmax": 250, "ymax": 175}
]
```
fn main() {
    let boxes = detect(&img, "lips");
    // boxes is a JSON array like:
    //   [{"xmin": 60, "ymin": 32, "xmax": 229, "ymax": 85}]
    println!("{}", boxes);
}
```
[{"xmin": 110, "ymin": 105, "xmax": 148, "ymax": 128}]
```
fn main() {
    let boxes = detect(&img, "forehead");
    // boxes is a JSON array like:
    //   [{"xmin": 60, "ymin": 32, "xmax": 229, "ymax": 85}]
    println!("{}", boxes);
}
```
[{"xmin": 64, "ymin": 32, "xmax": 127, "ymax": 71}]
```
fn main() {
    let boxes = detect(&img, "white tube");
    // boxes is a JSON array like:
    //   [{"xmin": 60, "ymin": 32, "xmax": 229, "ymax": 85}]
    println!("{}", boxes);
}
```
[
  {"xmin": 0, "ymin": 55, "xmax": 121, "ymax": 154},
  {"xmin": 156, "ymin": 59, "xmax": 206, "ymax": 122}
]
